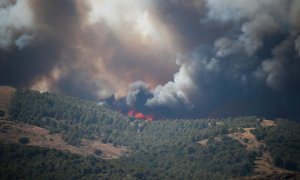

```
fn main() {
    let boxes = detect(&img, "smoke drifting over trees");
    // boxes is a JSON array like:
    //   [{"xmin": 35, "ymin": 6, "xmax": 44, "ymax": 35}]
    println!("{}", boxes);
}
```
[{"xmin": 1, "ymin": 0, "xmax": 300, "ymax": 119}]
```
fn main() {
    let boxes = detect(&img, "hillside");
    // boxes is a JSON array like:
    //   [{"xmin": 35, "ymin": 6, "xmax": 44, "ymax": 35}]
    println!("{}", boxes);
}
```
[
  {"xmin": 0, "ymin": 86, "xmax": 15, "ymax": 119},
  {"xmin": 0, "ymin": 87, "xmax": 300, "ymax": 179}
]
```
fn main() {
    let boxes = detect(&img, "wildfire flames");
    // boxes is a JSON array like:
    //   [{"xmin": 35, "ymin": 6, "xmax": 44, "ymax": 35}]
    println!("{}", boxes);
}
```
[{"xmin": 128, "ymin": 110, "xmax": 153, "ymax": 121}]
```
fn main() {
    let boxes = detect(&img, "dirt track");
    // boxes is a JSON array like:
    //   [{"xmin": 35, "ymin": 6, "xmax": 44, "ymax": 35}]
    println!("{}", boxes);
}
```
[
  {"xmin": 228, "ymin": 128, "xmax": 262, "ymax": 151},
  {"xmin": 227, "ymin": 122, "xmax": 291, "ymax": 176}
]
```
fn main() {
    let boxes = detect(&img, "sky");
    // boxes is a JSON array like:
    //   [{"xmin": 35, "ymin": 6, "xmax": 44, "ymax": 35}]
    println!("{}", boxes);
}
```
[{"xmin": 0, "ymin": 0, "xmax": 300, "ymax": 119}]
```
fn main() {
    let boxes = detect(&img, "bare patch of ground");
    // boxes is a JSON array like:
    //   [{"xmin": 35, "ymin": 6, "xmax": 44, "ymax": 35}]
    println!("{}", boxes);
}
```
[
  {"xmin": 230, "ymin": 172, "xmax": 300, "ymax": 180},
  {"xmin": 197, "ymin": 139, "xmax": 208, "ymax": 146},
  {"xmin": 214, "ymin": 136, "xmax": 222, "ymax": 142},
  {"xmin": 0, "ymin": 86, "xmax": 15, "ymax": 118},
  {"xmin": 227, "ymin": 126, "xmax": 293, "ymax": 177},
  {"xmin": 260, "ymin": 119, "xmax": 276, "ymax": 128},
  {"xmin": 0, "ymin": 120, "xmax": 129, "ymax": 159},
  {"xmin": 197, "ymin": 137, "xmax": 222, "ymax": 146},
  {"xmin": 76, "ymin": 139, "xmax": 129, "ymax": 159},
  {"xmin": 228, "ymin": 128, "xmax": 262, "ymax": 151},
  {"xmin": 254, "ymin": 151, "xmax": 291, "ymax": 175},
  {"xmin": 197, "ymin": 124, "xmax": 296, "ymax": 179}
]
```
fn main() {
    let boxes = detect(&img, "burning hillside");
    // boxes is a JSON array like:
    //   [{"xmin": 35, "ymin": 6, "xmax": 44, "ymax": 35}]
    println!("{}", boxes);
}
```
[{"xmin": 127, "ymin": 110, "xmax": 153, "ymax": 121}]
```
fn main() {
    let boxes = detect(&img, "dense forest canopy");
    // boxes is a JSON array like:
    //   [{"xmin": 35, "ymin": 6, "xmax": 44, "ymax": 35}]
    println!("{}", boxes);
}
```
[{"xmin": 0, "ymin": 89, "xmax": 298, "ymax": 179}]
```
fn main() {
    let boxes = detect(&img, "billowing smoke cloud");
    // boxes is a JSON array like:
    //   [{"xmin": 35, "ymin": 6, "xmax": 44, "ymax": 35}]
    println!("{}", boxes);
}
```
[
  {"xmin": 126, "ymin": 81, "xmax": 153, "ymax": 108},
  {"xmin": 1, "ymin": 0, "xmax": 300, "ymax": 119},
  {"xmin": 0, "ymin": 0, "xmax": 34, "ymax": 49},
  {"xmin": 0, "ymin": 0, "xmax": 179, "ymax": 100},
  {"xmin": 118, "ymin": 0, "xmax": 300, "ymax": 119}
]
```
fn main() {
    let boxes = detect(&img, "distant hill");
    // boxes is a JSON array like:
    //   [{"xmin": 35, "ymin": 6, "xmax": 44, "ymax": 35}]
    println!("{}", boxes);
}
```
[{"xmin": 0, "ymin": 86, "xmax": 299, "ymax": 179}]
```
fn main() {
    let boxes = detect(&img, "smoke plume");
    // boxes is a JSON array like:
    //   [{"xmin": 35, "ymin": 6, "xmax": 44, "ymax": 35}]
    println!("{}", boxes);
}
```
[{"xmin": 1, "ymin": 0, "xmax": 300, "ymax": 119}]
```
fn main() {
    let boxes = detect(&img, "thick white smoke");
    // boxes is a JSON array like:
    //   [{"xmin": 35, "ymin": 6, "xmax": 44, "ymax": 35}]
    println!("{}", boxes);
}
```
[
  {"xmin": 0, "ymin": 0, "xmax": 34, "ymax": 50},
  {"xmin": 124, "ymin": 0, "xmax": 300, "ymax": 118}
]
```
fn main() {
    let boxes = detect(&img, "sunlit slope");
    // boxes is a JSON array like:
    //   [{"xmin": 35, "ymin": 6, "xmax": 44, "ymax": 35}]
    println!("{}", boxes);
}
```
[{"xmin": 0, "ymin": 88, "xmax": 299, "ymax": 179}]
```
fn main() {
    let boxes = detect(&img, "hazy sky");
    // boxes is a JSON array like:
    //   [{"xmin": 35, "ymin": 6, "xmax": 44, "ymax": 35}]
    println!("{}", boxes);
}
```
[{"xmin": 1, "ymin": 0, "xmax": 300, "ymax": 119}]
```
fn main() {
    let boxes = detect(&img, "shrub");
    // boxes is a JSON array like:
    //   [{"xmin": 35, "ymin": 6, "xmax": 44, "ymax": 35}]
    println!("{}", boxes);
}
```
[
  {"xmin": 18, "ymin": 137, "xmax": 30, "ymax": 145},
  {"xmin": 94, "ymin": 149, "xmax": 102, "ymax": 156}
]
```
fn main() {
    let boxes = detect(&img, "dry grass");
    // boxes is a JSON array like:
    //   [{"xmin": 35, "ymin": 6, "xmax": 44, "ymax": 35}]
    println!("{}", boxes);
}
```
[
  {"xmin": 197, "ymin": 119, "xmax": 292, "ymax": 178},
  {"xmin": 197, "ymin": 137, "xmax": 222, "ymax": 146},
  {"xmin": 254, "ymin": 151, "xmax": 291, "ymax": 175},
  {"xmin": 197, "ymin": 139, "xmax": 208, "ymax": 146},
  {"xmin": 233, "ymin": 151, "xmax": 298, "ymax": 180},
  {"xmin": 0, "ymin": 120, "xmax": 129, "ymax": 159},
  {"xmin": 228, "ymin": 128, "xmax": 262, "ymax": 151},
  {"xmin": 260, "ymin": 119, "xmax": 276, "ymax": 128},
  {"xmin": 227, "ymin": 126, "xmax": 292, "ymax": 177}
]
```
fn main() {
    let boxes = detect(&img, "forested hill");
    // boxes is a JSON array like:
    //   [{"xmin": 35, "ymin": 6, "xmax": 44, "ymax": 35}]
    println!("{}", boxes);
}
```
[{"xmin": 0, "ymin": 87, "xmax": 300, "ymax": 179}]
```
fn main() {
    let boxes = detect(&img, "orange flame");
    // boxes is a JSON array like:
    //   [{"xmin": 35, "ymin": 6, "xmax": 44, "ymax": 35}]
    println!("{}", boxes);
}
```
[{"xmin": 128, "ymin": 110, "xmax": 153, "ymax": 121}]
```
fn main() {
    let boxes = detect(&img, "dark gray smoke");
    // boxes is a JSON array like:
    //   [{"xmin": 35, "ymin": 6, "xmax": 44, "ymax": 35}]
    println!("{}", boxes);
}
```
[
  {"xmin": 118, "ymin": 0, "xmax": 300, "ymax": 119},
  {"xmin": 0, "ymin": 0, "xmax": 87, "ymax": 96},
  {"xmin": 1, "ymin": 0, "xmax": 300, "ymax": 120}
]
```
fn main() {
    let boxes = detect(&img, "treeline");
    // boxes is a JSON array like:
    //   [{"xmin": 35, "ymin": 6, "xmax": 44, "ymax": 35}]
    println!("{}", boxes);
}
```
[
  {"xmin": 0, "ymin": 143, "xmax": 127, "ymax": 179},
  {"xmin": 9, "ymin": 90, "xmax": 259, "ymax": 147},
  {"xmin": 118, "ymin": 136, "xmax": 257, "ymax": 179},
  {"xmin": 0, "ymin": 141, "xmax": 254, "ymax": 180},
  {"xmin": 6, "ymin": 89, "xmax": 282, "ymax": 179},
  {"xmin": 9, "ymin": 90, "xmax": 134, "ymax": 145}
]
